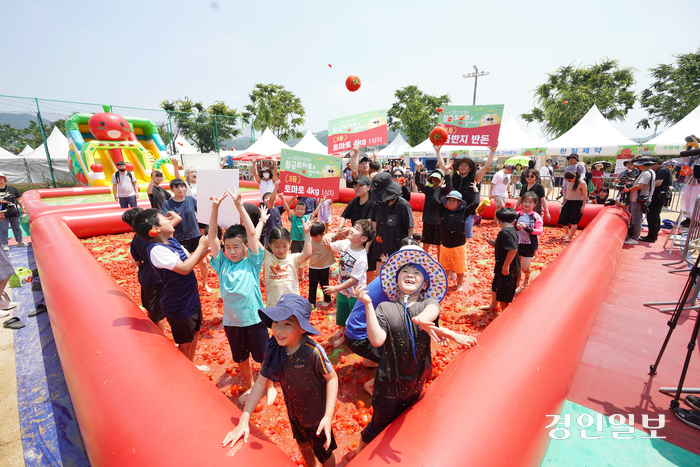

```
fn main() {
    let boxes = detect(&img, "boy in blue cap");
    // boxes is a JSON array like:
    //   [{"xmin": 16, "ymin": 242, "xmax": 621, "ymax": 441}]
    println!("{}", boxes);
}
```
[{"xmin": 223, "ymin": 294, "xmax": 338, "ymax": 467}]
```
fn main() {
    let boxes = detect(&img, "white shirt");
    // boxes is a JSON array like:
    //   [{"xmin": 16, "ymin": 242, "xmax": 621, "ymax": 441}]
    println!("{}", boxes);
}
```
[
  {"xmin": 539, "ymin": 165, "xmax": 553, "ymax": 180},
  {"xmin": 491, "ymin": 170, "xmax": 510, "ymax": 198},
  {"xmin": 111, "ymin": 170, "xmax": 136, "ymax": 197},
  {"xmin": 149, "ymin": 244, "xmax": 180, "ymax": 270}
]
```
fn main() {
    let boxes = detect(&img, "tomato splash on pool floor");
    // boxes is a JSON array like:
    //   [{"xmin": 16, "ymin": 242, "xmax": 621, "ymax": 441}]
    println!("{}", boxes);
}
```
[{"xmin": 82, "ymin": 203, "xmax": 565, "ymax": 466}]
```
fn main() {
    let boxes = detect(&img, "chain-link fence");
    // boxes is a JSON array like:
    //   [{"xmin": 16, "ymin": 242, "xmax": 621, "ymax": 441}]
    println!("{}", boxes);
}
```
[{"xmin": 0, "ymin": 94, "xmax": 255, "ymax": 187}]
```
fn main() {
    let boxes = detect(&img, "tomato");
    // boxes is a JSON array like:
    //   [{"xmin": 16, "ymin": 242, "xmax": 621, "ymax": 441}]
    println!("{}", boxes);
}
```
[
  {"xmin": 254, "ymin": 403, "xmax": 264, "ymax": 413},
  {"xmin": 339, "ymin": 356, "xmax": 346, "ymax": 364},
  {"xmin": 430, "ymin": 125, "xmax": 448, "ymax": 145},
  {"xmin": 357, "ymin": 400, "xmax": 365, "ymax": 409},
  {"xmin": 345, "ymin": 75, "xmax": 361, "ymax": 92},
  {"xmin": 358, "ymin": 414, "xmax": 370, "ymax": 427},
  {"xmin": 217, "ymin": 357, "xmax": 225, "ymax": 364}
]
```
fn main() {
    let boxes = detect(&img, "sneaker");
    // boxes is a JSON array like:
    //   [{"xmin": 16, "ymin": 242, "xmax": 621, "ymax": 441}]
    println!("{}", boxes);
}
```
[
  {"xmin": 624, "ymin": 238, "xmax": 638, "ymax": 245},
  {"xmin": 0, "ymin": 309, "xmax": 9, "ymax": 319},
  {"xmin": 16, "ymin": 242, "xmax": 28, "ymax": 247},
  {"xmin": 674, "ymin": 407, "xmax": 700, "ymax": 430},
  {"xmin": 2, "ymin": 245, "xmax": 8, "ymax": 252},
  {"xmin": 686, "ymin": 395, "xmax": 700, "ymax": 411}
]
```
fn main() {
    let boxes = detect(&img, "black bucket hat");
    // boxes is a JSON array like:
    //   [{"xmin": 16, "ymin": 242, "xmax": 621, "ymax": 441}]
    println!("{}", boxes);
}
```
[{"xmin": 371, "ymin": 172, "xmax": 402, "ymax": 203}]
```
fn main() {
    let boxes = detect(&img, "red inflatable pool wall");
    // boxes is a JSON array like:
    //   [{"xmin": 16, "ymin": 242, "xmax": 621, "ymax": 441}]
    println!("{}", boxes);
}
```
[{"xmin": 25, "ymin": 185, "xmax": 625, "ymax": 467}]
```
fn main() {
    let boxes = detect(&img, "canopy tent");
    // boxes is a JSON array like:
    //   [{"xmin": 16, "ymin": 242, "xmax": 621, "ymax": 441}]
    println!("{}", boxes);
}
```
[
  {"xmin": 18, "ymin": 145, "xmax": 33, "ymax": 156},
  {"xmin": 0, "ymin": 146, "xmax": 16, "ymax": 159},
  {"xmin": 544, "ymin": 105, "xmax": 638, "ymax": 157},
  {"xmin": 410, "ymin": 138, "xmax": 471, "ymax": 159},
  {"xmin": 292, "ymin": 130, "xmax": 328, "ymax": 154},
  {"xmin": 235, "ymin": 128, "xmax": 291, "ymax": 159},
  {"xmin": 172, "ymin": 134, "xmax": 198, "ymax": 154},
  {"xmin": 642, "ymin": 104, "xmax": 700, "ymax": 155},
  {"xmin": 461, "ymin": 113, "xmax": 545, "ymax": 161},
  {"xmin": 378, "ymin": 134, "xmax": 413, "ymax": 158},
  {"xmin": 1, "ymin": 127, "xmax": 73, "ymax": 184}
]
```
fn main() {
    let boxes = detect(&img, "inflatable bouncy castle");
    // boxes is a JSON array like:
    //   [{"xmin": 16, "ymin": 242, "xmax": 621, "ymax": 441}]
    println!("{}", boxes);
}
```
[{"xmin": 65, "ymin": 106, "xmax": 180, "ymax": 186}]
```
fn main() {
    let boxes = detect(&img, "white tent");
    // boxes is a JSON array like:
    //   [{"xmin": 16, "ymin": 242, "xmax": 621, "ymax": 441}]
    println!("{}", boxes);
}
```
[
  {"xmin": 544, "ymin": 105, "xmax": 638, "ymax": 157},
  {"xmin": 17, "ymin": 145, "xmax": 32, "ymax": 156},
  {"xmin": 0, "ymin": 147, "xmax": 16, "ymax": 159},
  {"xmin": 461, "ymin": 113, "xmax": 544, "ymax": 158},
  {"xmin": 378, "ymin": 134, "xmax": 412, "ymax": 158},
  {"xmin": 292, "ymin": 130, "xmax": 328, "ymax": 154},
  {"xmin": 410, "ymin": 138, "xmax": 472, "ymax": 159},
  {"xmin": 643, "ymin": 104, "xmax": 700, "ymax": 154},
  {"xmin": 238, "ymin": 128, "xmax": 291, "ymax": 157},
  {"xmin": 18, "ymin": 127, "xmax": 72, "ymax": 183},
  {"xmin": 173, "ymin": 134, "xmax": 198, "ymax": 154}
]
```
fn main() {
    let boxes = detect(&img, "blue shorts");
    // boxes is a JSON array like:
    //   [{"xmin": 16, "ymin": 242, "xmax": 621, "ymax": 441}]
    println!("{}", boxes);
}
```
[
  {"xmin": 119, "ymin": 196, "xmax": 137, "ymax": 208},
  {"xmin": 464, "ymin": 215, "xmax": 473, "ymax": 239}
]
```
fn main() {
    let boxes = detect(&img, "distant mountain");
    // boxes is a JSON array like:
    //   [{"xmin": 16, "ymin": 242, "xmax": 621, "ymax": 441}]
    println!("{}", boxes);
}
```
[{"xmin": 0, "ymin": 112, "xmax": 40, "ymax": 129}]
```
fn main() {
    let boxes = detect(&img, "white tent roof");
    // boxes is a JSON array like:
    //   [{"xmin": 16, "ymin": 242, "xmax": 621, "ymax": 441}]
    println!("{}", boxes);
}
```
[
  {"xmin": 292, "ymin": 130, "xmax": 328, "ymax": 154},
  {"xmin": 410, "ymin": 138, "xmax": 473, "ymax": 159},
  {"xmin": 24, "ymin": 126, "xmax": 69, "ymax": 160},
  {"xmin": 18, "ymin": 145, "xmax": 32, "ymax": 156},
  {"xmin": 461, "ymin": 113, "xmax": 543, "ymax": 158},
  {"xmin": 644, "ymin": 104, "xmax": 700, "ymax": 154},
  {"xmin": 544, "ymin": 105, "xmax": 638, "ymax": 157},
  {"xmin": 525, "ymin": 124, "xmax": 551, "ymax": 146},
  {"xmin": 174, "ymin": 134, "xmax": 198, "ymax": 154},
  {"xmin": 241, "ymin": 128, "xmax": 291, "ymax": 156},
  {"xmin": 0, "ymin": 147, "xmax": 16, "ymax": 159},
  {"xmin": 378, "ymin": 134, "xmax": 412, "ymax": 158}
]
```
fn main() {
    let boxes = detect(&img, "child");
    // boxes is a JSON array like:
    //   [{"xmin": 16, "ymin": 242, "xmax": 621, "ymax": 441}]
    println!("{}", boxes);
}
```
[
  {"xmin": 354, "ymin": 246, "xmax": 448, "ymax": 453},
  {"xmin": 593, "ymin": 187, "xmax": 610, "ymax": 205},
  {"xmin": 132, "ymin": 208, "xmax": 209, "ymax": 363},
  {"xmin": 122, "ymin": 207, "xmax": 181, "ymax": 332},
  {"xmin": 438, "ymin": 190, "xmax": 479, "ymax": 291},
  {"xmin": 263, "ymin": 223, "xmax": 313, "ymax": 307},
  {"xmin": 308, "ymin": 222, "xmax": 335, "ymax": 308},
  {"xmin": 559, "ymin": 171, "xmax": 588, "ymax": 242},
  {"xmin": 413, "ymin": 161, "xmax": 446, "ymax": 259},
  {"xmin": 318, "ymin": 198, "xmax": 332, "ymax": 233},
  {"xmin": 222, "ymin": 294, "xmax": 338, "ymax": 467},
  {"xmin": 261, "ymin": 180, "xmax": 283, "ymax": 247},
  {"xmin": 208, "ymin": 190, "xmax": 276, "ymax": 404},
  {"xmin": 162, "ymin": 178, "xmax": 211, "ymax": 292},
  {"xmin": 481, "ymin": 208, "xmax": 521, "ymax": 311},
  {"xmin": 514, "ymin": 192, "xmax": 543, "ymax": 293},
  {"xmin": 280, "ymin": 194, "xmax": 324, "ymax": 254},
  {"xmin": 323, "ymin": 219, "xmax": 375, "ymax": 347}
]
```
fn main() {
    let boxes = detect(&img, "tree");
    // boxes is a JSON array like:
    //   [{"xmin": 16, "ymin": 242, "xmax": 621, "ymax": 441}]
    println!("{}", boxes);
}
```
[
  {"xmin": 387, "ymin": 85, "xmax": 450, "ymax": 146},
  {"xmin": 637, "ymin": 50, "xmax": 700, "ymax": 131},
  {"xmin": 521, "ymin": 59, "xmax": 636, "ymax": 138},
  {"xmin": 241, "ymin": 84, "xmax": 305, "ymax": 142},
  {"xmin": 160, "ymin": 97, "xmax": 241, "ymax": 153},
  {"xmin": 156, "ymin": 122, "xmax": 171, "ymax": 148}
]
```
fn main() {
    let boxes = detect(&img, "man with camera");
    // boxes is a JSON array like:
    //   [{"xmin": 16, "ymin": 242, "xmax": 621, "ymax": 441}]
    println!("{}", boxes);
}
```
[
  {"xmin": 623, "ymin": 157, "xmax": 656, "ymax": 245},
  {"xmin": 639, "ymin": 157, "xmax": 672, "ymax": 243}
]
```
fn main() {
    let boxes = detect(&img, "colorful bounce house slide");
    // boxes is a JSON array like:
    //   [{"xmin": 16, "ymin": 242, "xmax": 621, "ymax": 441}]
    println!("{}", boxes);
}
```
[{"xmin": 65, "ymin": 105, "xmax": 178, "ymax": 186}]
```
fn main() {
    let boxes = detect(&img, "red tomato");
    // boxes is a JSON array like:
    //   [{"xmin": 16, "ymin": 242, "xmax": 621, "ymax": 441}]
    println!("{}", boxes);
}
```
[
  {"xmin": 339, "ymin": 356, "xmax": 346, "ymax": 364},
  {"xmin": 345, "ymin": 75, "xmax": 361, "ymax": 92},
  {"xmin": 254, "ymin": 403, "xmax": 264, "ymax": 413},
  {"xmin": 357, "ymin": 400, "xmax": 365, "ymax": 409},
  {"xmin": 430, "ymin": 125, "xmax": 448, "ymax": 145},
  {"xmin": 217, "ymin": 357, "xmax": 225, "ymax": 364}
]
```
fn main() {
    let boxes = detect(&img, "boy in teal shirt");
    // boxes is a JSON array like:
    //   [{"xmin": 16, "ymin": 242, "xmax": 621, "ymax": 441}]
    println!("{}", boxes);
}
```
[{"xmin": 209, "ymin": 190, "xmax": 276, "ymax": 404}]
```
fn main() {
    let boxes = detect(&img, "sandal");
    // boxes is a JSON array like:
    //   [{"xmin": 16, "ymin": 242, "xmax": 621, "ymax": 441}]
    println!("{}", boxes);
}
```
[
  {"xmin": 28, "ymin": 304, "xmax": 47, "ymax": 317},
  {"xmin": 3, "ymin": 317, "xmax": 25, "ymax": 329}
]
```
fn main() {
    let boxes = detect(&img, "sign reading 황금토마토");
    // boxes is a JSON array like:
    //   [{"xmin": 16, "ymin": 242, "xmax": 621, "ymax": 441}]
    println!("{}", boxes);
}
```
[
  {"xmin": 327, "ymin": 109, "xmax": 388, "ymax": 154},
  {"xmin": 279, "ymin": 149, "xmax": 342, "ymax": 200},
  {"xmin": 437, "ymin": 105, "xmax": 504, "ymax": 146}
]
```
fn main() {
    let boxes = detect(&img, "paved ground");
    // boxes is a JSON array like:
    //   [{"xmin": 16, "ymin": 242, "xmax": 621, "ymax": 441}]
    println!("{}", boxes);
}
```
[{"xmin": 0, "ymin": 286, "xmax": 25, "ymax": 467}]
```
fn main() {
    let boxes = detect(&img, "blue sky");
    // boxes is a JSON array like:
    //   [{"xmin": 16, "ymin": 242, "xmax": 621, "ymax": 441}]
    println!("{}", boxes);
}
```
[{"xmin": 1, "ymin": 0, "xmax": 698, "ymax": 140}]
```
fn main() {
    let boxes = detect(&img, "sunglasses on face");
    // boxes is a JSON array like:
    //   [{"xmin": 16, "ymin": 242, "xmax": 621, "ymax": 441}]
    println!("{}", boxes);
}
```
[{"xmin": 392, "ymin": 174, "xmax": 401, "ymax": 179}]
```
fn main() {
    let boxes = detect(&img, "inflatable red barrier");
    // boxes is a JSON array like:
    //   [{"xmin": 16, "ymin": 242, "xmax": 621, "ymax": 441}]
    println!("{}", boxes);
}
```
[
  {"xmin": 27, "ymin": 184, "xmax": 625, "ymax": 467},
  {"xmin": 31, "ymin": 215, "xmax": 294, "ymax": 466},
  {"xmin": 354, "ymin": 206, "xmax": 630, "ymax": 466}
]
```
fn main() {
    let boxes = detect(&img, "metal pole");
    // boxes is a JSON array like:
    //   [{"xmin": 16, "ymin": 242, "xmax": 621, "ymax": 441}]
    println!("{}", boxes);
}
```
[
  {"xmin": 35, "ymin": 98, "xmax": 57, "ymax": 188},
  {"xmin": 472, "ymin": 74, "xmax": 478, "ymax": 106},
  {"xmin": 214, "ymin": 115, "xmax": 219, "ymax": 153}
]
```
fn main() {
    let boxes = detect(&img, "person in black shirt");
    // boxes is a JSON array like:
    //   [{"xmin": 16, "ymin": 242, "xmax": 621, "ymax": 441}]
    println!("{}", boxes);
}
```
[
  {"xmin": 481, "ymin": 208, "xmax": 521, "ymax": 310},
  {"xmin": 370, "ymin": 172, "xmax": 414, "ymax": 274},
  {"xmin": 0, "ymin": 172, "xmax": 27, "ymax": 250},
  {"xmin": 435, "ymin": 142, "xmax": 499, "ymax": 240},
  {"xmin": 640, "ymin": 157, "xmax": 672, "ymax": 243},
  {"xmin": 438, "ymin": 190, "xmax": 479, "ymax": 291},
  {"xmin": 147, "ymin": 170, "xmax": 171, "ymax": 211},
  {"xmin": 413, "ymin": 160, "xmax": 448, "ymax": 258}
]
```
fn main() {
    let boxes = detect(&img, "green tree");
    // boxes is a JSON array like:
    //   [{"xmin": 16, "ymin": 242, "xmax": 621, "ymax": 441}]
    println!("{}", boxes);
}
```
[
  {"xmin": 156, "ymin": 122, "xmax": 171, "ymax": 148},
  {"xmin": 161, "ymin": 97, "xmax": 241, "ymax": 153},
  {"xmin": 241, "ymin": 84, "xmax": 305, "ymax": 142},
  {"xmin": 0, "ymin": 124, "xmax": 23, "ymax": 152},
  {"xmin": 521, "ymin": 59, "xmax": 636, "ymax": 138},
  {"xmin": 636, "ymin": 50, "xmax": 700, "ymax": 131},
  {"xmin": 387, "ymin": 85, "xmax": 450, "ymax": 146}
]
